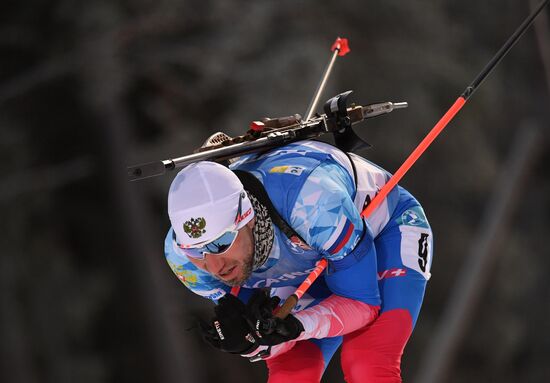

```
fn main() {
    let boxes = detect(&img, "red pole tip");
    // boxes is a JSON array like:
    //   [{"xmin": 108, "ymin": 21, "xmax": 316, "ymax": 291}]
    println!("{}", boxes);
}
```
[{"xmin": 331, "ymin": 37, "xmax": 350, "ymax": 56}]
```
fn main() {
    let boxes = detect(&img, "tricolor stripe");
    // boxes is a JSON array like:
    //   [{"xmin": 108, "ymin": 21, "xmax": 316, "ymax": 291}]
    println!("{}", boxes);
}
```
[
  {"xmin": 326, "ymin": 218, "xmax": 355, "ymax": 255},
  {"xmin": 323, "ymin": 216, "xmax": 348, "ymax": 249}
]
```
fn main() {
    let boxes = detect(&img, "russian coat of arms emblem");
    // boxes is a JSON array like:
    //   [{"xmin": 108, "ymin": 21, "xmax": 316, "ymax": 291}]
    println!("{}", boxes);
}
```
[{"xmin": 183, "ymin": 217, "xmax": 207, "ymax": 239}]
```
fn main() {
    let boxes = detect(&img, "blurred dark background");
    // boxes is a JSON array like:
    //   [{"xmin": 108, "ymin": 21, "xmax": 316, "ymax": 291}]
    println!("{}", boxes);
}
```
[{"xmin": 1, "ymin": 0, "xmax": 549, "ymax": 382}]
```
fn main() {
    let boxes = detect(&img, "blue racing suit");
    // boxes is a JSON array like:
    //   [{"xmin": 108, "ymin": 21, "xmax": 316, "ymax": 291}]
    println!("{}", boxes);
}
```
[{"xmin": 164, "ymin": 140, "xmax": 433, "ymax": 372}]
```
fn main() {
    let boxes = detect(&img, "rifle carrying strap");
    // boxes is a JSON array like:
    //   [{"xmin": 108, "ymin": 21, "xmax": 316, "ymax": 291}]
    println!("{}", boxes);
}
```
[{"xmin": 233, "ymin": 170, "xmax": 309, "ymax": 246}]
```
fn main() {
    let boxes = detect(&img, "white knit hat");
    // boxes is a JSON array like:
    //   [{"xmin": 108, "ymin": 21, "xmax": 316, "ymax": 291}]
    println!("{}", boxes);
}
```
[{"xmin": 168, "ymin": 161, "xmax": 254, "ymax": 246}]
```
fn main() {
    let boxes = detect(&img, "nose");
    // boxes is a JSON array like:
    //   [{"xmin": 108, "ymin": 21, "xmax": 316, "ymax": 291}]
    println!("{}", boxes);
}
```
[{"xmin": 204, "ymin": 253, "xmax": 225, "ymax": 275}]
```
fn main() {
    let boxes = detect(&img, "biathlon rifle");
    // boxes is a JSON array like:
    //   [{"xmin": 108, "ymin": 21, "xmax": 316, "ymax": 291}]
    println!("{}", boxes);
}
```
[
  {"xmin": 127, "ymin": 0, "xmax": 550, "ymax": 361},
  {"xmin": 127, "ymin": 38, "xmax": 408, "ymax": 182}
]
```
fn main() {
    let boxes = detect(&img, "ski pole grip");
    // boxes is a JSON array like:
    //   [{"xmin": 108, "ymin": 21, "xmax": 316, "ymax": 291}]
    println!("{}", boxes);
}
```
[{"xmin": 275, "ymin": 294, "xmax": 298, "ymax": 319}]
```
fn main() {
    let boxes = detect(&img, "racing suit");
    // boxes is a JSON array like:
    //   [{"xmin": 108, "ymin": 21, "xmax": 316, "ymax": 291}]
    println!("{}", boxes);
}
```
[{"xmin": 165, "ymin": 140, "xmax": 433, "ymax": 382}]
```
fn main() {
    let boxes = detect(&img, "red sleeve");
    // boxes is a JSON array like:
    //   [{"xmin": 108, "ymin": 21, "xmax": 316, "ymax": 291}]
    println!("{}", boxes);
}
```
[{"xmin": 294, "ymin": 294, "xmax": 380, "ymax": 340}]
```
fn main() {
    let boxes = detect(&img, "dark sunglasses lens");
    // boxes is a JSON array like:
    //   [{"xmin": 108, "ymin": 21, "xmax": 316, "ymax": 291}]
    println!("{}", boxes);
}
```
[
  {"xmin": 174, "ymin": 230, "xmax": 238, "ymax": 259},
  {"xmin": 204, "ymin": 231, "xmax": 238, "ymax": 254}
]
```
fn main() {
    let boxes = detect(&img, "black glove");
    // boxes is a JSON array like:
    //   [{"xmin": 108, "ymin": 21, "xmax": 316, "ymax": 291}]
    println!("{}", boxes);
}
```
[
  {"xmin": 199, "ymin": 294, "xmax": 259, "ymax": 354},
  {"xmin": 245, "ymin": 289, "xmax": 304, "ymax": 346}
]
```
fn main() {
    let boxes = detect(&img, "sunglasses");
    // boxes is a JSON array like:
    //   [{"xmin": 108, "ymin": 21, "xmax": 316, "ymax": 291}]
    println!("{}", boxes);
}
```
[
  {"xmin": 174, "ymin": 192, "xmax": 248, "ymax": 260},
  {"xmin": 174, "ymin": 229, "xmax": 239, "ymax": 260}
]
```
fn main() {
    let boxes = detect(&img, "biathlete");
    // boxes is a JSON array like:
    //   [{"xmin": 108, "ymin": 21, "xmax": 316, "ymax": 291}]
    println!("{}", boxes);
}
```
[{"xmin": 164, "ymin": 140, "xmax": 433, "ymax": 382}]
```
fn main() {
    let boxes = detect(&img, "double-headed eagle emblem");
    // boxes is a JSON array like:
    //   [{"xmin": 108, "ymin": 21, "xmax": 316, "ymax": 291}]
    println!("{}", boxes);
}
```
[{"xmin": 183, "ymin": 217, "xmax": 206, "ymax": 239}]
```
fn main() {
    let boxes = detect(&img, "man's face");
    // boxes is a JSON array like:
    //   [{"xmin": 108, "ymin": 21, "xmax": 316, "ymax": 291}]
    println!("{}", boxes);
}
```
[{"xmin": 187, "ymin": 218, "xmax": 255, "ymax": 286}]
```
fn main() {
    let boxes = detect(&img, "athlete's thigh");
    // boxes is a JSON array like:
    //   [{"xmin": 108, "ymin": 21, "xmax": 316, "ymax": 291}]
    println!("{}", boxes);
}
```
[
  {"xmin": 266, "ymin": 337, "xmax": 342, "ymax": 383},
  {"xmin": 340, "ymin": 203, "xmax": 433, "ymax": 382}
]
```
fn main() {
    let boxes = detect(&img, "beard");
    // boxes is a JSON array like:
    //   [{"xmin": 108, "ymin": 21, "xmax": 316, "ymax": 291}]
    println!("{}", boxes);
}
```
[
  {"xmin": 215, "ymin": 219, "xmax": 257, "ymax": 287},
  {"xmin": 218, "ymin": 254, "xmax": 254, "ymax": 287}
]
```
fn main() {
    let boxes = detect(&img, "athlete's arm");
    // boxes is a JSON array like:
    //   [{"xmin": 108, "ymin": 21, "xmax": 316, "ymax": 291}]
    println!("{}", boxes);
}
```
[{"xmin": 242, "ymin": 293, "xmax": 379, "ymax": 360}]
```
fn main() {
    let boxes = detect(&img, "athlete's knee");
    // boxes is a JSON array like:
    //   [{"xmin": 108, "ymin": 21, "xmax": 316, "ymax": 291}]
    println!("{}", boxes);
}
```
[
  {"xmin": 341, "ymin": 309, "xmax": 413, "ymax": 383},
  {"xmin": 266, "ymin": 340, "xmax": 324, "ymax": 383}
]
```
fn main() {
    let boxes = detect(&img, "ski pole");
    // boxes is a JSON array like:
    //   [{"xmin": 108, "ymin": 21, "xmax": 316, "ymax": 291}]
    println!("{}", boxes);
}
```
[
  {"xmin": 275, "ymin": 0, "xmax": 549, "ymax": 319},
  {"xmin": 230, "ymin": 37, "xmax": 350, "ymax": 299},
  {"xmin": 303, "ymin": 37, "xmax": 350, "ymax": 122}
]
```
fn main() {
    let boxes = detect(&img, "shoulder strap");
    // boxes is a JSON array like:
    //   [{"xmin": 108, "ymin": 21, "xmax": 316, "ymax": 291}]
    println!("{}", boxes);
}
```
[
  {"xmin": 233, "ymin": 170, "xmax": 309, "ymax": 245},
  {"xmin": 342, "ymin": 150, "xmax": 359, "ymax": 189}
]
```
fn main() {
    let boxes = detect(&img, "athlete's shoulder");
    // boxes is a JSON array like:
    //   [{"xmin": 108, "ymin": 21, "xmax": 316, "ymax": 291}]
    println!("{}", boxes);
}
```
[{"xmin": 290, "ymin": 162, "xmax": 363, "ymax": 261}]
